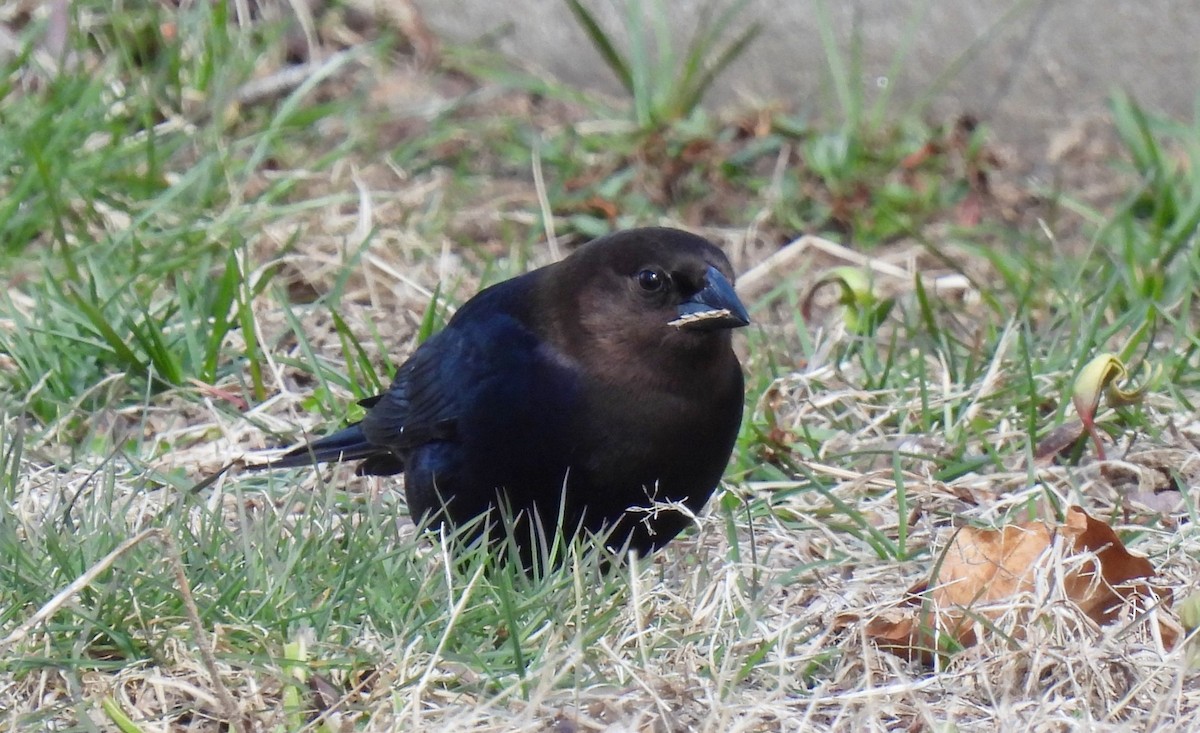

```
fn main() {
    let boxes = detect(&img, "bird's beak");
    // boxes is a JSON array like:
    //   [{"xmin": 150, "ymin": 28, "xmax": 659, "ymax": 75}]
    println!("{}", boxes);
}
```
[{"xmin": 670, "ymin": 266, "xmax": 751, "ymax": 331}]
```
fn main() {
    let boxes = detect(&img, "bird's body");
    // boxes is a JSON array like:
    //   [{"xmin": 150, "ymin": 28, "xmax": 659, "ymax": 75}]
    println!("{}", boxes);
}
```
[{"xmin": 267, "ymin": 228, "xmax": 748, "ymax": 562}]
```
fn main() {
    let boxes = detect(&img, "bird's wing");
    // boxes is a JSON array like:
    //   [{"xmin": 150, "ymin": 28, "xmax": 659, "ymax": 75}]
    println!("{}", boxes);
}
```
[
  {"xmin": 358, "ymin": 329, "xmax": 466, "ymax": 452},
  {"xmin": 263, "ymin": 334, "xmax": 471, "ymax": 475},
  {"xmin": 359, "ymin": 281, "xmax": 551, "ymax": 453}
]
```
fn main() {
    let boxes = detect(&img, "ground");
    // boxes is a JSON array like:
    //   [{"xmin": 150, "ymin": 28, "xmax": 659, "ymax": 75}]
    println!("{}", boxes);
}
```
[{"xmin": 1, "ymin": 3, "xmax": 1198, "ymax": 731}]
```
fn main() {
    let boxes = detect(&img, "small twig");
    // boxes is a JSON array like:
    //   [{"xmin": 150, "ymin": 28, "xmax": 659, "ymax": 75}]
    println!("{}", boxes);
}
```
[
  {"xmin": 158, "ymin": 533, "xmax": 250, "ymax": 733},
  {"xmin": 735, "ymin": 234, "xmax": 825, "ymax": 303},
  {"xmin": 284, "ymin": 0, "xmax": 320, "ymax": 62},
  {"xmin": 735, "ymin": 234, "xmax": 912, "ymax": 303},
  {"xmin": 235, "ymin": 47, "xmax": 361, "ymax": 108},
  {"xmin": 405, "ymin": 557, "xmax": 486, "ymax": 726},
  {"xmin": 232, "ymin": 0, "xmax": 253, "ymax": 27},
  {"xmin": 741, "ymin": 143, "xmax": 792, "ymax": 257},
  {"xmin": 531, "ymin": 143, "xmax": 562, "ymax": 261},
  {"xmin": 350, "ymin": 167, "xmax": 375, "ymax": 252}
]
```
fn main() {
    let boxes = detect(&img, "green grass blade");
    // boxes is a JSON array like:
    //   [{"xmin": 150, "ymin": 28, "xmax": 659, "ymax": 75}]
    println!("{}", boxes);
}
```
[
  {"xmin": 202, "ymin": 250, "xmax": 243, "ymax": 382},
  {"xmin": 563, "ymin": 0, "xmax": 634, "ymax": 94},
  {"xmin": 417, "ymin": 281, "xmax": 444, "ymax": 345},
  {"xmin": 65, "ymin": 288, "xmax": 147, "ymax": 378},
  {"xmin": 678, "ymin": 21, "xmax": 762, "ymax": 121},
  {"xmin": 237, "ymin": 261, "xmax": 267, "ymax": 401}
]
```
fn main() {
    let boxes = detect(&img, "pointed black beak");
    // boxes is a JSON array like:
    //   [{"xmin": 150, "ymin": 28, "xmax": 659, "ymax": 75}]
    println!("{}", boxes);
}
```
[{"xmin": 670, "ymin": 266, "xmax": 750, "ymax": 331}]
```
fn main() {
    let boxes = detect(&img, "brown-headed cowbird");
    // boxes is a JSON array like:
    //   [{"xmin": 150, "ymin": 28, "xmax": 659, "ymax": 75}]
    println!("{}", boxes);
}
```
[{"xmin": 265, "ymin": 227, "xmax": 748, "ymax": 562}]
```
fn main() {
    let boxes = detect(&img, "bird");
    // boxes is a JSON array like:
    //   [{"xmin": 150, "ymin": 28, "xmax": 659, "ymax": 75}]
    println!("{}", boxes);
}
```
[{"xmin": 262, "ymin": 227, "xmax": 749, "ymax": 565}]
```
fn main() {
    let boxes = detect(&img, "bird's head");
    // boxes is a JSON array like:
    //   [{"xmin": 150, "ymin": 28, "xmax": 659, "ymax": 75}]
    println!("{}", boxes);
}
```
[{"xmin": 547, "ymin": 228, "xmax": 749, "ymax": 379}]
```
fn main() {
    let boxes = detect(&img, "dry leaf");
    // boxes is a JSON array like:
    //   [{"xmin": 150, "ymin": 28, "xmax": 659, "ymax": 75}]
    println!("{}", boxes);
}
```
[
  {"xmin": 1033, "ymin": 419, "xmax": 1086, "ymax": 464},
  {"xmin": 1060, "ymin": 506, "xmax": 1164, "ymax": 622},
  {"xmin": 864, "ymin": 610, "xmax": 928, "ymax": 660},
  {"xmin": 865, "ymin": 506, "xmax": 1178, "ymax": 662}
]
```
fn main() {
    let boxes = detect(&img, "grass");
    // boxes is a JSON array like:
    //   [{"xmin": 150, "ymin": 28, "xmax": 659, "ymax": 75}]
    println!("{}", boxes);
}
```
[
  {"xmin": 563, "ymin": 0, "xmax": 761, "ymax": 132},
  {"xmin": 2, "ymin": 2, "xmax": 1199, "ymax": 731}
]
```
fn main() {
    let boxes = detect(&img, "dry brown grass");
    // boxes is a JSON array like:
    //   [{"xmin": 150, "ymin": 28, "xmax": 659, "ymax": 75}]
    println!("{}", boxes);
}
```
[
  {"xmin": 3, "ymin": 4, "xmax": 1199, "ymax": 730},
  {"xmin": 6, "ymin": 169, "xmax": 1198, "ymax": 728}
]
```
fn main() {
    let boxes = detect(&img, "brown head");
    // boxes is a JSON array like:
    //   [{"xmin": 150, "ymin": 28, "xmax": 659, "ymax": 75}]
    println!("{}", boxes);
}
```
[{"xmin": 539, "ymin": 227, "xmax": 749, "ymax": 390}]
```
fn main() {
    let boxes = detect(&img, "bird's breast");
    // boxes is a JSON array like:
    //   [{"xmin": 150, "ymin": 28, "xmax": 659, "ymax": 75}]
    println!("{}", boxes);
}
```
[{"xmin": 573, "ymin": 363, "xmax": 742, "ymax": 495}]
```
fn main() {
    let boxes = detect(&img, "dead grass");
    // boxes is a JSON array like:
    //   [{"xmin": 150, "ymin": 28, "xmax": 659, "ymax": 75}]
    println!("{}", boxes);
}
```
[
  {"xmin": 6, "ymin": 183, "xmax": 1198, "ymax": 728},
  {"xmin": 3, "ymin": 4, "xmax": 1199, "ymax": 731}
]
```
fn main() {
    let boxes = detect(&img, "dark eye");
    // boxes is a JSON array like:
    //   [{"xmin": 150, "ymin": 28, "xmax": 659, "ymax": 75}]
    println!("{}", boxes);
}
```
[{"xmin": 637, "ymin": 268, "xmax": 667, "ymax": 292}]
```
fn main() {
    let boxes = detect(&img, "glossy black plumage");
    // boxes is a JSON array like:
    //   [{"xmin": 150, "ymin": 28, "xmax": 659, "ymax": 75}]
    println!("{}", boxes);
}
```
[{"xmin": 266, "ymin": 227, "xmax": 748, "ymax": 560}]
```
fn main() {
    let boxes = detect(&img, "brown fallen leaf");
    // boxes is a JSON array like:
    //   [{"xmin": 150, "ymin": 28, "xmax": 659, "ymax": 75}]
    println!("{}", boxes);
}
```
[
  {"xmin": 865, "ymin": 506, "xmax": 1178, "ymax": 663},
  {"xmin": 1033, "ymin": 419, "xmax": 1086, "ymax": 464},
  {"xmin": 864, "ymin": 609, "xmax": 929, "ymax": 660},
  {"xmin": 1059, "ymin": 506, "xmax": 1163, "ymax": 623}
]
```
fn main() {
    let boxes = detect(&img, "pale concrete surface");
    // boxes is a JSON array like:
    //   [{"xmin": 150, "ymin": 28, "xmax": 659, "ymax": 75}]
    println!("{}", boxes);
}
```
[{"xmin": 413, "ymin": 0, "xmax": 1200, "ymax": 156}]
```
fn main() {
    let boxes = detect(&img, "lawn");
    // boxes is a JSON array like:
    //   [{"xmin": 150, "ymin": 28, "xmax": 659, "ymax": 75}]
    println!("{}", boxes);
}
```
[{"xmin": 2, "ymin": 3, "xmax": 1198, "ymax": 731}]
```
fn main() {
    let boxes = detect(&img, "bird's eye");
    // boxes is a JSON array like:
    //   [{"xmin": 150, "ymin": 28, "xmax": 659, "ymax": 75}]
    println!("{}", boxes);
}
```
[{"xmin": 637, "ymin": 268, "xmax": 667, "ymax": 292}]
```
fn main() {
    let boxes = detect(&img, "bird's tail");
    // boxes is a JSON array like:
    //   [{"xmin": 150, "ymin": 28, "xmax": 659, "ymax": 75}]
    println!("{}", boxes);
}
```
[{"xmin": 262, "ymin": 423, "xmax": 381, "ymax": 469}]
